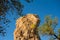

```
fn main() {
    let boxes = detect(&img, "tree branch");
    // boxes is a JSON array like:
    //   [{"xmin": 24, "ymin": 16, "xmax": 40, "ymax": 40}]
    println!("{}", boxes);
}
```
[
  {"xmin": 53, "ymin": 34, "xmax": 60, "ymax": 40},
  {"xmin": 53, "ymin": 34, "xmax": 58, "ymax": 38}
]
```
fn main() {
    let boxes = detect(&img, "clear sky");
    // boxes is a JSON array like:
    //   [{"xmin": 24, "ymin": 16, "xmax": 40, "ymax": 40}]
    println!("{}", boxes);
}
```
[{"xmin": 0, "ymin": 0, "xmax": 60, "ymax": 40}]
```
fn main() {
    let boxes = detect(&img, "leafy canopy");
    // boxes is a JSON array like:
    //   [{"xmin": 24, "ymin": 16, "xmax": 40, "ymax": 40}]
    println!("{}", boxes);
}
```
[{"xmin": 38, "ymin": 15, "xmax": 60, "ymax": 40}]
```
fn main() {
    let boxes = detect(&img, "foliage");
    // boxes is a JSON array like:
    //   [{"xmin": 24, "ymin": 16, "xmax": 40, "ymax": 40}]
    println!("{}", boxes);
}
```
[
  {"xmin": 0, "ymin": 0, "xmax": 33, "ymax": 36},
  {"xmin": 38, "ymin": 15, "xmax": 60, "ymax": 40}
]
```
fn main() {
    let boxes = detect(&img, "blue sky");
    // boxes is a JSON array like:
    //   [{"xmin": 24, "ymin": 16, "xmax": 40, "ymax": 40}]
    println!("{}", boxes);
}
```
[{"xmin": 0, "ymin": 0, "xmax": 60, "ymax": 40}]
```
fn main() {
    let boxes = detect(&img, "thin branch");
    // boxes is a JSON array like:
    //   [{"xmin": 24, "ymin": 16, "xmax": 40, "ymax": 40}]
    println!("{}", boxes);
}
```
[{"xmin": 53, "ymin": 34, "xmax": 60, "ymax": 40}]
